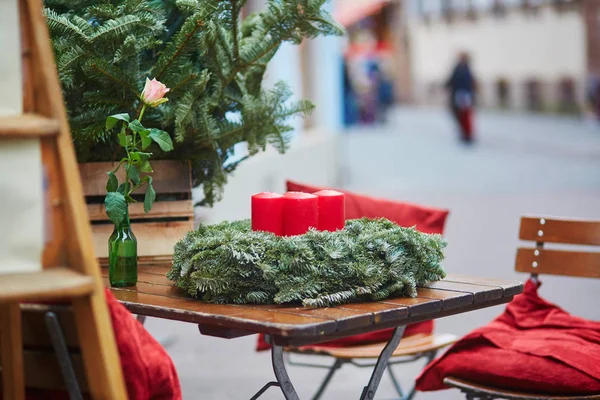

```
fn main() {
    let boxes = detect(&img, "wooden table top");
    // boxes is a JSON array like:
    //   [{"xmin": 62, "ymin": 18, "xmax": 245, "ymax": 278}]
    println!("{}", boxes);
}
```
[{"xmin": 103, "ymin": 265, "xmax": 523, "ymax": 347}]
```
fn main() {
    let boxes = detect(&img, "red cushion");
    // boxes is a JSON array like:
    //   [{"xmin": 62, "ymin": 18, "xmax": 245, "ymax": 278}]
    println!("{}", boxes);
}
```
[
  {"xmin": 5, "ymin": 290, "xmax": 181, "ymax": 400},
  {"xmin": 286, "ymin": 181, "xmax": 448, "ymax": 235},
  {"xmin": 256, "ymin": 181, "xmax": 450, "ymax": 351},
  {"xmin": 105, "ymin": 289, "xmax": 182, "ymax": 400},
  {"xmin": 416, "ymin": 280, "xmax": 600, "ymax": 395}
]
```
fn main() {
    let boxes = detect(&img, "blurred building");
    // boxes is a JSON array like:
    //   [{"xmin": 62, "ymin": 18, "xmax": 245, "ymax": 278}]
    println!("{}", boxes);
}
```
[{"xmin": 404, "ymin": 0, "xmax": 599, "ymax": 114}]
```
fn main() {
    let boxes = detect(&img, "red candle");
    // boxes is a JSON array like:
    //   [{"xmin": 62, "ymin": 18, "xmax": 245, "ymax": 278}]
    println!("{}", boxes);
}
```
[
  {"xmin": 283, "ymin": 192, "xmax": 318, "ymax": 236},
  {"xmin": 251, "ymin": 192, "xmax": 284, "ymax": 236},
  {"xmin": 314, "ymin": 190, "xmax": 345, "ymax": 232}
]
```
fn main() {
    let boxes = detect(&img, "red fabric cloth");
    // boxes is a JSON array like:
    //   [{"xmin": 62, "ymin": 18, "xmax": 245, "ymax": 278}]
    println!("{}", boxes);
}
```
[
  {"xmin": 256, "ymin": 181, "xmax": 450, "ymax": 351},
  {"xmin": 7, "ymin": 290, "xmax": 181, "ymax": 400},
  {"xmin": 416, "ymin": 280, "xmax": 600, "ymax": 395},
  {"xmin": 106, "ymin": 288, "xmax": 182, "ymax": 400}
]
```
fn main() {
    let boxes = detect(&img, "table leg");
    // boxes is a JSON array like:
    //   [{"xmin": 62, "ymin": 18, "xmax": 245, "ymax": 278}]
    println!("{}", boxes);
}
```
[
  {"xmin": 271, "ymin": 341, "xmax": 300, "ymax": 400},
  {"xmin": 359, "ymin": 325, "xmax": 406, "ymax": 400}
]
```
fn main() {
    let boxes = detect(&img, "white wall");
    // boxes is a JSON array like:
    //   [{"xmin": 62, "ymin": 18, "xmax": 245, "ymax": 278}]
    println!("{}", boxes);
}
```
[{"xmin": 409, "ymin": 6, "xmax": 586, "ymax": 108}]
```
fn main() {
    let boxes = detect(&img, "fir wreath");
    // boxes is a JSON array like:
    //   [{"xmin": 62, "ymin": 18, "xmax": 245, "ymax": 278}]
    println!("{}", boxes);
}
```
[{"xmin": 168, "ymin": 218, "xmax": 447, "ymax": 307}]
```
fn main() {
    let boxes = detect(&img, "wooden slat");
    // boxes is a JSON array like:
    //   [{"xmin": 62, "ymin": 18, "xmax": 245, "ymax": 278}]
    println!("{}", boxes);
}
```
[
  {"xmin": 423, "ymin": 280, "xmax": 503, "ymax": 303},
  {"xmin": 0, "ymin": 114, "xmax": 59, "ymax": 137},
  {"xmin": 294, "ymin": 332, "xmax": 458, "ymax": 359},
  {"xmin": 520, "ymin": 216, "xmax": 600, "ymax": 246},
  {"xmin": 443, "ymin": 377, "xmax": 600, "ymax": 399},
  {"xmin": 79, "ymin": 160, "xmax": 192, "ymax": 197},
  {"xmin": 516, "ymin": 247, "xmax": 600, "ymax": 279},
  {"xmin": 109, "ymin": 289, "xmax": 337, "ymax": 337},
  {"xmin": 92, "ymin": 220, "xmax": 192, "ymax": 258},
  {"xmin": 337, "ymin": 302, "xmax": 408, "ymax": 324},
  {"xmin": 98, "ymin": 255, "xmax": 173, "ymax": 269},
  {"xmin": 0, "ymin": 268, "xmax": 94, "ymax": 302},
  {"xmin": 135, "ymin": 271, "xmax": 173, "ymax": 285},
  {"xmin": 415, "ymin": 287, "xmax": 474, "ymax": 310},
  {"xmin": 87, "ymin": 200, "xmax": 193, "ymax": 222},
  {"xmin": 379, "ymin": 296, "xmax": 442, "ymax": 315},
  {"xmin": 1, "ymin": 303, "xmax": 25, "ymax": 400},
  {"xmin": 239, "ymin": 304, "xmax": 374, "ymax": 332},
  {"xmin": 443, "ymin": 274, "xmax": 523, "ymax": 296}
]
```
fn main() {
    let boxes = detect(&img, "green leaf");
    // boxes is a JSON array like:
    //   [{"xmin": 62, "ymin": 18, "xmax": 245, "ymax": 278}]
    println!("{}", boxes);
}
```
[
  {"xmin": 129, "ymin": 119, "xmax": 146, "ymax": 133},
  {"xmin": 137, "ymin": 152, "xmax": 152, "ymax": 162},
  {"xmin": 125, "ymin": 194, "xmax": 136, "ymax": 203},
  {"xmin": 139, "ymin": 130, "xmax": 152, "ymax": 150},
  {"xmin": 128, "ymin": 164, "xmax": 140, "ymax": 185},
  {"xmin": 106, "ymin": 171, "xmax": 118, "ymax": 192},
  {"xmin": 140, "ymin": 160, "xmax": 153, "ymax": 173},
  {"xmin": 106, "ymin": 113, "xmax": 130, "ymax": 130},
  {"xmin": 105, "ymin": 192, "xmax": 127, "ymax": 226},
  {"xmin": 117, "ymin": 183, "xmax": 127, "ymax": 194},
  {"xmin": 149, "ymin": 128, "xmax": 174, "ymax": 152},
  {"xmin": 144, "ymin": 177, "xmax": 155, "ymax": 213},
  {"xmin": 118, "ymin": 132, "xmax": 132, "ymax": 147}
]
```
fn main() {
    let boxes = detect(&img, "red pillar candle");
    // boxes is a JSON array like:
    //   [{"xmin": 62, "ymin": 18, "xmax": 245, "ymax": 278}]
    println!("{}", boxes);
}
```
[
  {"xmin": 251, "ymin": 192, "xmax": 284, "ymax": 236},
  {"xmin": 314, "ymin": 190, "xmax": 345, "ymax": 232},
  {"xmin": 283, "ymin": 192, "xmax": 318, "ymax": 236}
]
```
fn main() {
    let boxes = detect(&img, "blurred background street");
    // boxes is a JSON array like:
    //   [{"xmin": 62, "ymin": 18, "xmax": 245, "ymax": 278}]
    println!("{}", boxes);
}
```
[{"xmin": 148, "ymin": 106, "xmax": 600, "ymax": 399}]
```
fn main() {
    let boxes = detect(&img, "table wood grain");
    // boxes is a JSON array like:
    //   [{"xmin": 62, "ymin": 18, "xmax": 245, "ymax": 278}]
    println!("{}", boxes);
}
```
[{"xmin": 104, "ymin": 266, "xmax": 523, "ymax": 347}]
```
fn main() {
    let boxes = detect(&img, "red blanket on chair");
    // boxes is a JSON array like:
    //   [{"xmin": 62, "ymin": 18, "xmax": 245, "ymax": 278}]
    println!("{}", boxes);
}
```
[{"xmin": 416, "ymin": 280, "xmax": 600, "ymax": 395}]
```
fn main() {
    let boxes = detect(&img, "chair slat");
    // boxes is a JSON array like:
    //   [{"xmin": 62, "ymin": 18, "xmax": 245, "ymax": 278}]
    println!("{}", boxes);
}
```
[
  {"xmin": 444, "ymin": 376, "xmax": 600, "ymax": 399},
  {"xmin": 520, "ymin": 216, "xmax": 600, "ymax": 246},
  {"xmin": 515, "ymin": 248, "xmax": 600, "ymax": 279},
  {"xmin": 80, "ymin": 160, "xmax": 192, "ymax": 196}
]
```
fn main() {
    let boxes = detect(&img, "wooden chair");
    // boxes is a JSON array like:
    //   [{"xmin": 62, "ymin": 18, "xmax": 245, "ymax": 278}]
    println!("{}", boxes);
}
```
[
  {"xmin": 0, "ymin": 0, "xmax": 127, "ymax": 398},
  {"xmin": 286, "ymin": 332, "xmax": 457, "ymax": 400},
  {"xmin": 444, "ymin": 216, "xmax": 600, "ymax": 400}
]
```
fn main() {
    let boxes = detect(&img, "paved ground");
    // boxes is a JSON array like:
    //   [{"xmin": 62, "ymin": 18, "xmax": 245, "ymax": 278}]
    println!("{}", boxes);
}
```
[{"xmin": 145, "ymin": 107, "xmax": 600, "ymax": 399}]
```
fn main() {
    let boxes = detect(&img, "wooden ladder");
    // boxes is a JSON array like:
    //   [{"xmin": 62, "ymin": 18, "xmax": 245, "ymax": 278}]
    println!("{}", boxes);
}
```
[{"xmin": 0, "ymin": 0, "xmax": 127, "ymax": 398}]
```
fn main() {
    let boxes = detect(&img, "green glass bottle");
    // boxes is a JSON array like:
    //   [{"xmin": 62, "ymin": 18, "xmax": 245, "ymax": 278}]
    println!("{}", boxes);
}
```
[{"xmin": 108, "ymin": 208, "xmax": 137, "ymax": 287}]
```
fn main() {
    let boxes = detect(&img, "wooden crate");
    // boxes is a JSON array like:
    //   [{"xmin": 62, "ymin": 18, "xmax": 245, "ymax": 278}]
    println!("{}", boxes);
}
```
[{"xmin": 78, "ymin": 160, "xmax": 194, "ymax": 267}]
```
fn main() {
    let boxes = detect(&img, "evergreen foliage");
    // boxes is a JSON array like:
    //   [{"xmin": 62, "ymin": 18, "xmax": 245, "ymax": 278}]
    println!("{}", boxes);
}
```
[
  {"xmin": 43, "ymin": 0, "xmax": 343, "ymax": 205},
  {"xmin": 168, "ymin": 218, "xmax": 447, "ymax": 307}
]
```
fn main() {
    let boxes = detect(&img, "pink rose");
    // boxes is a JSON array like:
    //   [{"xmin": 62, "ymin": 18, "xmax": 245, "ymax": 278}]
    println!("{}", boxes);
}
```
[{"xmin": 140, "ymin": 78, "xmax": 170, "ymax": 107}]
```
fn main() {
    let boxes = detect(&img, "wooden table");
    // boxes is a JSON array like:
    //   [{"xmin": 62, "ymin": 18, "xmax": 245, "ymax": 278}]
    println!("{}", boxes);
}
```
[{"xmin": 103, "ymin": 265, "xmax": 523, "ymax": 400}]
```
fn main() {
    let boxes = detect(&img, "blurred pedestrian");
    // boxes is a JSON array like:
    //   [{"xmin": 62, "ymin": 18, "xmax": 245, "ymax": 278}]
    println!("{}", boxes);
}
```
[{"xmin": 446, "ymin": 52, "xmax": 476, "ymax": 143}]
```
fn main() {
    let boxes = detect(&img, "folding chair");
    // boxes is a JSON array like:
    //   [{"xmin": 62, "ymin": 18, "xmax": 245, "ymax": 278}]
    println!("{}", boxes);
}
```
[
  {"xmin": 286, "ymin": 331, "xmax": 457, "ymax": 399},
  {"xmin": 444, "ymin": 216, "xmax": 600, "ymax": 400}
]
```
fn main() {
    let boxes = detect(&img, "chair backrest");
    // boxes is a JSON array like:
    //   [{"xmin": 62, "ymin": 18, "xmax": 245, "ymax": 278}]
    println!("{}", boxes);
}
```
[
  {"xmin": 515, "ymin": 216, "xmax": 600, "ymax": 279},
  {"xmin": 19, "ymin": 304, "xmax": 89, "ymax": 393}
]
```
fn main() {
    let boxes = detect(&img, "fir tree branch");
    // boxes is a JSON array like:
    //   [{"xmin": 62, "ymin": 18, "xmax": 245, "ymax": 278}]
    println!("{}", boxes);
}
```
[
  {"xmin": 154, "ymin": 16, "xmax": 205, "ymax": 80},
  {"xmin": 230, "ymin": 0, "xmax": 240, "ymax": 62},
  {"xmin": 88, "ymin": 63, "xmax": 139, "ymax": 96}
]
